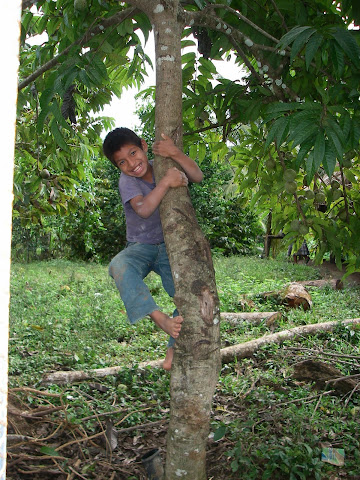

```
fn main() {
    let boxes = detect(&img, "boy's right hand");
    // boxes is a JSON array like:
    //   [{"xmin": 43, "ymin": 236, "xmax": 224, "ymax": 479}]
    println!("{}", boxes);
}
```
[{"xmin": 163, "ymin": 167, "xmax": 189, "ymax": 188}]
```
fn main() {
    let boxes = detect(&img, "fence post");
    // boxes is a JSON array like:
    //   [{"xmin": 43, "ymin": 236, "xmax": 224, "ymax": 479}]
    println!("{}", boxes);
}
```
[{"xmin": 0, "ymin": 2, "xmax": 21, "ymax": 479}]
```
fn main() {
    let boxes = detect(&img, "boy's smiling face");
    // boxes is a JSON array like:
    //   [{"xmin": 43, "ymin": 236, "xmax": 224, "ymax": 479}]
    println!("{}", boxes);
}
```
[{"xmin": 112, "ymin": 140, "xmax": 153, "ymax": 181}]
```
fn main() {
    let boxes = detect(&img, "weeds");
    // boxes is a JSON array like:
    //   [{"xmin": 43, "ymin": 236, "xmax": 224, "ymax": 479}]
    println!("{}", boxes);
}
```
[{"xmin": 8, "ymin": 256, "xmax": 360, "ymax": 479}]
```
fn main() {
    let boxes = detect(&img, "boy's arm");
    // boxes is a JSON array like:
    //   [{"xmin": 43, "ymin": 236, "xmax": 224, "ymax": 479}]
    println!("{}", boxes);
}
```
[
  {"xmin": 152, "ymin": 133, "xmax": 203, "ymax": 183},
  {"xmin": 129, "ymin": 166, "xmax": 188, "ymax": 219}
]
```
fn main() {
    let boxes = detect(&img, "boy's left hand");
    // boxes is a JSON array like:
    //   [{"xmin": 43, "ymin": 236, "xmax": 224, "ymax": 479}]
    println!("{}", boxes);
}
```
[{"xmin": 152, "ymin": 133, "xmax": 180, "ymax": 159}]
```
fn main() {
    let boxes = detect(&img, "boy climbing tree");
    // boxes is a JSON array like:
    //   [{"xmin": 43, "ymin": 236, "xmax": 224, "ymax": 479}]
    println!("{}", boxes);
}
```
[{"xmin": 103, "ymin": 127, "xmax": 203, "ymax": 371}]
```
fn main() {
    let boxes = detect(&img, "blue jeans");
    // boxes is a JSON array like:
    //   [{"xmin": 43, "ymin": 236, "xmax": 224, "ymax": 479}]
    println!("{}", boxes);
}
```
[{"xmin": 109, "ymin": 242, "xmax": 177, "ymax": 347}]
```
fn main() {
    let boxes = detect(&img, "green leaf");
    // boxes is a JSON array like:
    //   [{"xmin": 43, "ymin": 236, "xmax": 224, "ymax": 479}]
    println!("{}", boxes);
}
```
[
  {"xmin": 313, "ymin": 131, "xmax": 325, "ymax": 172},
  {"xmin": 28, "ymin": 177, "xmax": 42, "ymax": 193},
  {"xmin": 40, "ymin": 446, "xmax": 60, "ymax": 457},
  {"xmin": 288, "ymin": 121, "xmax": 318, "ymax": 148},
  {"xmin": 199, "ymin": 57, "xmax": 217, "ymax": 74},
  {"xmin": 37, "ymin": 108, "xmax": 49, "ymax": 134},
  {"xmin": 305, "ymin": 32, "xmax": 323, "ymax": 69},
  {"xmin": 182, "ymin": 52, "xmax": 196, "ymax": 64},
  {"xmin": 305, "ymin": 151, "xmax": 315, "ymax": 183},
  {"xmin": 323, "ymin": 141, "xmax": 336, "ymax": 177},
  {"xmin": 50, "ymin": 119, "xmax": 69, "ymax": 152},
  {"xmin": 325, "ymin": 117, "xmax": 346, "ymax": 145},
  {"xmin": 117, "ymin": 18, "xmax": 134, "ymax": 36},
  {"xmin": 91, "ymin": 55, "xmax": 109, "ymax": 81},
  {"xmin": 39, "ymin": 88, "xmax": 54, "ymax": 110},
  {"xmin": 290, "ymin": 28, "xmax": 316, "ymax": 63},
  {"xmin": 327, "ymin": 132, "xmax": 343, "ymax": 160},
  {"xmin": 330, "ymin": 41, "xmax": 345, "ymax": 77},
  {"xmin": 263, "ymin": 102, "xmax": 300, "ymax": 122},
  {"xmin": 79, "ymin": 69, "xmax": 93, "ymax": 88},
  {"xmin": 198, "ymin": 143, "xmax": 206, "ymax": 162},
  {"xmin": 344, "ymin": 168, "xmax": 357, "ymax": 183},
  {"xmin": 189, "ymin": 144, "xmax": 198, "ymax": 161},
  {"xmin": 339, "ymin": 113, "xmax": 352, "ymax": 143},
  {"xmin": 325, "ymin": 119, "xmax": 344, "ymax": 158},
  {"xmin": 332, "ymin": 27, "xmax": 360, "ymax": 67},
  {"xmin": 21, "ymin": 11, "xmax": 33, "ymax": 32},
  {"xmin": 277, "ymin": 26, "xmax": 314, "ymax": 50},
  {"xmin": 49, "ymin": 100, "xmax": 72, "ymax": 131},
  {"xmin": 264, "ymin": 118, "xmax": 282, "ymax": 149},
  {"xmin": 295, "ymin": 138, "xmax": 313, "ymax": 169},
  {"xmin": 133, "ymin": 12, "xmax": 152, "ymax": 42},
  {"xmin": 213, "ymin": 425, "xmax": 226, "ymax": 442},
  {"xmin": 275, "ymin": 117, "xmax": 290, "ymax": 146}
]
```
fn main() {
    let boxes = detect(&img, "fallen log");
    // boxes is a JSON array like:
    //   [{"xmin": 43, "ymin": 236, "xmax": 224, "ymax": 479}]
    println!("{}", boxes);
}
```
[
  {"xmin": 220, "ymin": 318, "xmax": 360, "ymax": 364},
  {"xmin": 261, "ymin": 283, "xmax": 313, "ymax": 311},
  {"xmin": 220, "ymin": 311, "xmax": 281, "ymax": 326},
  {"xmin": 293, "ymin": 359, "xmax": 358, "ymax": 394},
  {"xmin": 296, "ymin": 279, "xmax": 344, "ymax": 290},
  {"xmin": 281, "ymin": 283, "xmax": 313, "ymax": 310},
  {"xmin": 41, "ymin": 318, "xmax": 360, "ymax": 385}
]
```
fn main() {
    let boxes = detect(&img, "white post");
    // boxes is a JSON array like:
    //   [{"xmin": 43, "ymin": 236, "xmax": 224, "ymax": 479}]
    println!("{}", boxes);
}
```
[{"xmin": 0, "ymin": 1, "xmax": 21, "ymax": 479}]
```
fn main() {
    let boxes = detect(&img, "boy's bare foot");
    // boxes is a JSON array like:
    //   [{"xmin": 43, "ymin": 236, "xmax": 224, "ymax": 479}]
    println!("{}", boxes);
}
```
[
  {"xmin": 163, "ymin": 347, "xmax": 174, "ymax": 371},
  {"xmin": 150, "ymin": 310, "xmax": 183, "ymax": 338}
]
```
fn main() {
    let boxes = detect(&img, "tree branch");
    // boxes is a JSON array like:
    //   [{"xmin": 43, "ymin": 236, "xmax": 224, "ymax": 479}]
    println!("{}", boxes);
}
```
[
  {"xmin": 18, "ymin": 7, "xmax": 138, "ymax": 91},
  {"xmin": 201, "ymin": 3, "xmax": 280, "ymax": 44},
  {"xmin": 270, "ymin": 0, "xmax": 288, "ymax": 32},
  {"xmin": 184, "ymin": 10, "xmax": 300, "ymax": 101}
]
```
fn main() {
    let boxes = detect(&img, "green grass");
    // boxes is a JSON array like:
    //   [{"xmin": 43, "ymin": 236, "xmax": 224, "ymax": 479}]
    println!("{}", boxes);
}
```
[{"xmin": 8, "ymin": 256, "xmax": 360, "ymax": 479}]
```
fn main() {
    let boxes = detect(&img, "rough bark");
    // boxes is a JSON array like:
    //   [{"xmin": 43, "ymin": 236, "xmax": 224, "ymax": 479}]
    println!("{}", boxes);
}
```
[{"xmin": 41, "ymin": 319, "xmax": 360, "ymax": 385}]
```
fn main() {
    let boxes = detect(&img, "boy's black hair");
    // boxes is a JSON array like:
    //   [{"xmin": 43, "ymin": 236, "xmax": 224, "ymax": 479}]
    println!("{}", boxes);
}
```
[{"xmin": 102, "ymin": 127, "xmax": 143, "ymax": 167}]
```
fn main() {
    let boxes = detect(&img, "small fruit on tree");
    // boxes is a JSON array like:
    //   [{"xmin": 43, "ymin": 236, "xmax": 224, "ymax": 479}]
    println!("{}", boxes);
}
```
[
  {"xmin": 342, "ymin": 157, "xmax": 352, "ymax": 168},
  {"xmin": 74, "ymin": 0, "xmax": 87, "ymax": 11},
  {"xmin": 298, "ymin": 223, "xmax": 309, "ymax": 235},
  {"xmin": 40, "ymin": 168, "xmax": 50, "ymax": 179},
  {"xmin": 265, "ymin": 157, "xmax": 276, "ymax": 170},
  {"xmin": 285, "ymin": 181, "xmax": 297, "ymax": 194},
  {"xmin": 283, "ymin": 168, "xmax": 297, "ymax": 182},
  {"xmin": 332, "ymin": 189, "xmax": 342, "ymax": 201},
  {"xmin": 315, "ymin": 192, "xmax": 326, "ymax": 204},
  {"xmin": 290, "ymin": 219, "xmax": 300, "ymax": 231},
  {"xmin": 304, "ymin": 189, "xmax": 315, "ymax": 199}
]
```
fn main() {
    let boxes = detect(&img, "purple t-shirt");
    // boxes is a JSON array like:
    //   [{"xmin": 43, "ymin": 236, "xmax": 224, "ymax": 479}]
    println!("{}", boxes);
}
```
[{"xmin": 118, "ymin": 165, "xmax": 164, "ymax": 244}]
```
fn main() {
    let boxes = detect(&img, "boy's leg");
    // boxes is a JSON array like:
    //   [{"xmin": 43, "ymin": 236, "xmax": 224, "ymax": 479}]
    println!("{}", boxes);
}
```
[
  {"xmin": 163, "ymin": 347, "xmax": 174, "ymax": 371},
  {"xmin": 153, "ymin": 243, "xmax": 184, "ymax": 369},
  {"xmin": 109, "ymin": 243, "xmax": 159, "ymax": 324}
]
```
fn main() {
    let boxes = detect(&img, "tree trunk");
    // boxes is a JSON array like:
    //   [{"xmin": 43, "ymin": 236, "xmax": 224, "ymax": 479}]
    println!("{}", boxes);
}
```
[
  {"xmin": 145, "ymin": 3, "xmax": 221, "ymax": 479},
  {"xmin": 0, "ymin": 2, "xmax": 21, "ymax": 478}
]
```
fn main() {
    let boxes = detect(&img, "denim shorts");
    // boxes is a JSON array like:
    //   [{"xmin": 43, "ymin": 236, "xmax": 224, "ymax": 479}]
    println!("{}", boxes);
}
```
[{"xmin": 109, "ymin": 242, "xmax": 177, "ymax": 347}]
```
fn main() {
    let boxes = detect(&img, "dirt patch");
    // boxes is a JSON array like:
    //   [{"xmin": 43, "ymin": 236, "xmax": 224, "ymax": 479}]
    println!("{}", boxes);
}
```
[{"xmin": 314, "ymin": 260, "xmax": 360, "ymax": 287}]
